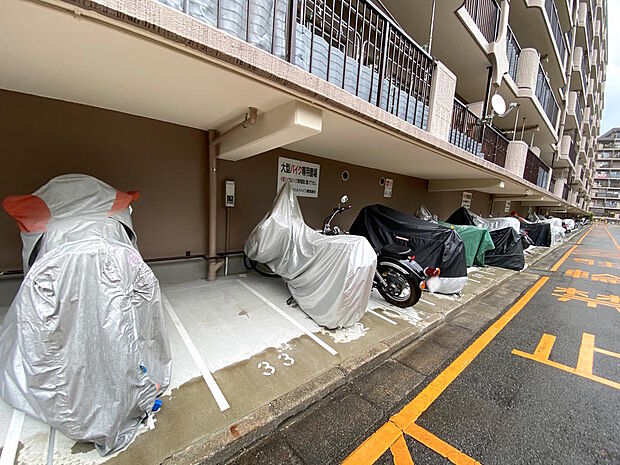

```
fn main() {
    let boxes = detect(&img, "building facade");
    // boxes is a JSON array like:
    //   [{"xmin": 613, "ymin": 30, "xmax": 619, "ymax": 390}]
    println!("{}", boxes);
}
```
[
  {"xmin": 0, "ymin": 0, "xmax": 608, "ymax": 272},
  {"xmin": 591, "ymin": 127, "xmax": 620, "ymax": 223}
]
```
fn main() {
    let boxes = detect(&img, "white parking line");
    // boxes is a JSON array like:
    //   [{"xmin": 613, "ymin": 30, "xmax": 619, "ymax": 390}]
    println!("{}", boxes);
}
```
[
  {"xmin": 367, "ymin": 308, "xmax": 398, "ymax": 325},
  {"xmin": 468, "ymin": 278, "xmax": 481, "ymax": 283},
  {"xmin": 237, "ymin": 280, "xmax": 338, "ymax": 356},
  {"xmin": 162, "ymin": 294, "xmax": 231, "ymax": 411},
  {"xmin": 419, "ymin": 298, "xmax": 436, "ymax": 306},
  {"xmin": 0, "ymin": 409, "xmax": 25, "ymax": 465}
]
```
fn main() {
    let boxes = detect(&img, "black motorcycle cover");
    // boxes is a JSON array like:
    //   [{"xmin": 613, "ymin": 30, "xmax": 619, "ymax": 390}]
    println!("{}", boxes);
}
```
[
  {"xmin": 446, "ymin": 207, "xmax": 525, "ymax": 271},
  {"xmin": 519, "ymin": 220, "xmax": 552, "ymax": 247},
  {"xmin": 486, "ymin": 228, "xmax": 525, "ymax": 271},
  {"xmin": 350, "ymin": 205, "xmax": 468, "ymax": 294}
]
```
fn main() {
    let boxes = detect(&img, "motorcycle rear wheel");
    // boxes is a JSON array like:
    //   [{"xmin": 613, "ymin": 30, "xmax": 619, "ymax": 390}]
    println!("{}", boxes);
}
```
[
  {"xmin": 243, "ymin": 254, "xmax": 279, "ymax": 278},
  {"xmin": 376, "ymin": 264, "xmax": 421, "ymax": 308}
]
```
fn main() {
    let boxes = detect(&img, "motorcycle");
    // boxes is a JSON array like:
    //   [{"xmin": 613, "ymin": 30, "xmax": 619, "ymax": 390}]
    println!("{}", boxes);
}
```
[{"xmin": 322, "ymin": 196, "xmax": 440, "ymax": 308}]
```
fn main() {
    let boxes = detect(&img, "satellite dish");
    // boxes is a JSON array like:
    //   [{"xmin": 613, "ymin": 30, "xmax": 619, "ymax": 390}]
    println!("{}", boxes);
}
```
[{"xmin": 491, "ymin": 94, "xmax": 507, "ymax": 116}]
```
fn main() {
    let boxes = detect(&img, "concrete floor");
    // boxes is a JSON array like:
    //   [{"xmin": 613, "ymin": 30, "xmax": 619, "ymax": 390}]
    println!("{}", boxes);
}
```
[{"xmin": 0, "ymin": 244, "xmax": 556, "ymax": 465}]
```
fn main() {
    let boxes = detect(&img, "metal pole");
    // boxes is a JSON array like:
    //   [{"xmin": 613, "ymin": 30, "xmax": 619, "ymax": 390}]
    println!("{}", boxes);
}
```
[
  {"xmin": 520, "ymin": 117, "xmax": 526, "ymax": 141},
  {"xmin": 428, "ymin": 0, "xmax": 436, "ymax": 54},
  {"xmin": 512, "ymin": 104, "xmax": 520, "ymax": 141}
]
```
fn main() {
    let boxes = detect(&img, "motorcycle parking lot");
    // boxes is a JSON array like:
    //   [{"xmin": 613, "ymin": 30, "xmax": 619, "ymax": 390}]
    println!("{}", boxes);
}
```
[{"xmin": 0, "ymin": 244, "xmax": 556, "ymax": 465}]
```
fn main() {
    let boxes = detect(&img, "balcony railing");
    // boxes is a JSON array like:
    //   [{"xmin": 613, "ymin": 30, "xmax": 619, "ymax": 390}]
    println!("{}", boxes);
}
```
[
  {"xmin": 464, "ymin": 0, "xmax": 500, "ymax": 43},
  {"xmin": 524, "ymin": 148, "xmax": 551, "ymax": 189},
  {"xmin": 575, "ymin": 92, "xmax": 583, "ymax": 127},
  {"xmin": 568, "ymin": 134, "xmax": 578, "ymax": 166},
  {"xmin": 586, "ymin": 12, "xmax": 593, "ymax": 49},
  {"xmin": 449, "ymin": 99, "xmax": 508, "ymax": 168},
  {"xmin": 536, "ymin": 64, "xmax": 559, "ymax": 127},
  {"xmin": 545, "ymin": 0, "xmax": 566, "ymax": 60},
  {"xmin": 550, "ymin": 178, "xmax": 556, "ymax": 193},
  {"xmin": 581, "ymin": 53, "xmax": 589, "ymax": 90},
  {"xmin": 506, "ymin": 26, "xmax": 521, "ymax": 82},
  {"xmin": 159, "ymin": 0, "xmax": 434, "ymax": 130},
  {"xmin": 562, "ymin": 184, "xmax": 570, "ymax": 201},
  {"xmin": 480, "ymin": 124, "xmax": 509, "ymax": 167}
]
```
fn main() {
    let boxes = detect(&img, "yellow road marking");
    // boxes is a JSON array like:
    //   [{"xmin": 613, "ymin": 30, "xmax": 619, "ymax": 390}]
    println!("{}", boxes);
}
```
[
  {"xmin": 591, "ymin": 273, "xmax": 620, "ymax": 284},
  {"xmin": 596, "ymin": 347, "xmax": 620, "ymax": 359},
  {"xmin": 344, "ymin": 227, "xmax": 591, "ymax": 464},
  {"xmin": 390, "ymin": 434, "xmax": 415, "ymax": 465},
  {"xmin": 533, "ymin": 333, "xmax": 556, "ymax": 359},
  {"xmin": 404, "ymin": 423, "xmax": 481, "ymax": 465},
  {"xmin": 512, "ymin": 333, "xmax": 620, "ymax": 390},
  {"xmin": 390, "ymin": 276, "xmax": 549, "ymax": 432},
  {"xmin": 574, "ymin": 258, "xmax": 595, "ymax": 266},
  {"xmin": 575, "ymin": 333, "xmax": 595, "ymax": 375},
  {"xmin": 551, "ymin": 246, "xmax": 578, "ymax": 272},
  {"xmin": 551, "ymin": 287, "xmax": 620, "ymax": 312},
  {"xmin": 604, "ymin": 225, "xmax": 620, "ymax": 252},
  {"xmin": 565, "ymin": 269, "xmax": 590, "ymax": 278}
]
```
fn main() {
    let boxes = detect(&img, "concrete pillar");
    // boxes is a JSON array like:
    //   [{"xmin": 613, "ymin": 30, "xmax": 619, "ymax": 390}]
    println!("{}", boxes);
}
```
[
  {"xmin": 505, "ymin": 140, "xmax": 528, "ymax": 178},
  {"xmin": 516, "ymin": 48, "xmax": 540, "ymax": 92},
  {"xmin": 573, "ymin": 47, "xmax": 583, "ymax": 69},
  {"xmin": 427, "ymin": 61, "xmax": 457, "ymax": 141}
]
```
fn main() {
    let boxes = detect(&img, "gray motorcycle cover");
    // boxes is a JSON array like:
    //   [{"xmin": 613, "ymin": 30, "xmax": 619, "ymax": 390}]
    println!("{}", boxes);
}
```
[
  {"xmin": 245, "ymin": 183, "xmax": 376, "ymax": 329},
  {"xmin": 0, "ymin": 174, "xmax": 172, "ymax": 455}
]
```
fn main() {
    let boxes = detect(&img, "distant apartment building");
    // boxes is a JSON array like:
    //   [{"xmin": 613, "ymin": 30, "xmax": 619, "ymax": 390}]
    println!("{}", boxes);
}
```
[
  {"xmin": 0, "ymin": 0, "xmax": 609, "ymax": 272},
  {"xmin": 591, "ymin": 128, "xmax": 620, "ymax": 223}
]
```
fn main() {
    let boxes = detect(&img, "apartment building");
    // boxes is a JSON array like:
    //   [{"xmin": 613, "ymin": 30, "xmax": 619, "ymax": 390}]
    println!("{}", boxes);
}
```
[
  {"xmin": 0, "ymin": 0, "xmax": 608, "ymax": 276},
  {"xmin": 591, "ymin": 127, "xmax": 620, "ymax": 223}
]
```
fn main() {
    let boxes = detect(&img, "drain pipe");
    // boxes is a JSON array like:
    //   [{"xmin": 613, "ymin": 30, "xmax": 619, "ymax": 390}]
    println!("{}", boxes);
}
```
[{"xmin": 207, "ymin": 108, "xmax": 258, "ymax": 281}]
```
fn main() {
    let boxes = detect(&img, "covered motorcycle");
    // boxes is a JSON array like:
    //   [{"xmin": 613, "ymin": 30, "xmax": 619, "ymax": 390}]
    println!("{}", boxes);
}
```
[
  {"xmin": 350, "ymin": 205, "xmax": 468, "ymax": 294},
  {"xmin": 0, "ymin": 174, "xmax": 172, "ymax": 455},
  {"xmin": 244, "ymin": 182, "xmax": 376, "ymax": 329},
  {"xmin": 446, "ymin": 207, "xmax": 525, "ymax": 271},
  {"xmin": 517, "ymin": 218, "xmax": 552, "ymax": 247},
  {"xmin": 418, "ymin": 204, "xmax": 494, "ymax": 267}
]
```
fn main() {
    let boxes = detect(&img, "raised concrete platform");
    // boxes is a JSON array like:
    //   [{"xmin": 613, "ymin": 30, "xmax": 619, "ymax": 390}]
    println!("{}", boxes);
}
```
[{"xmin": 0, "ymin": 241, "xmax": 569, "ymax": 465}]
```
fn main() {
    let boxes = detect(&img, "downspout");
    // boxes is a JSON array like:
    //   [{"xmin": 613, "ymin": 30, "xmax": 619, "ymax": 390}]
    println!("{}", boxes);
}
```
[
  {"xmin": 428, "ymin": 0, "xmax": 436, "ymax": 54},
  {"xmin": 207, "ymin": 108, "xmax": 258, "ymax": 281}
]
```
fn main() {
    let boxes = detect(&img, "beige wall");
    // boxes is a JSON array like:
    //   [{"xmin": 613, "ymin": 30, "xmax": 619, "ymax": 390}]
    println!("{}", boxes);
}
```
[
  {"xmin": 0, "ymin": 90, "xmax": 209, "ymax": 270},
  {"xmin": 0, "ymin": 90, "xmax": 493, "ymax": 271},
  {"xmin": 217, "ymin": 149, "xmax": 492, "ymax": 252}
]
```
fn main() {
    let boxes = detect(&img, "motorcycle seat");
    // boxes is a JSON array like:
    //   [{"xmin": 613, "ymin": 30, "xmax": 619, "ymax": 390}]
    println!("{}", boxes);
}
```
[{"xmin": 380, "ymin": 243, "xmax": 412, "ymax": 260}]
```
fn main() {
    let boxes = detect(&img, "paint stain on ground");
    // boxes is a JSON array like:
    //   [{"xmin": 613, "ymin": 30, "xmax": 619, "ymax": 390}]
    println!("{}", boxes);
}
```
[
  {"xmin": 238, "ymin": 310, "xmax": 250, "ymax": 318},
  {"xmin": 71, "ymin": 442, "xmax": 96, "ymax": 455}
]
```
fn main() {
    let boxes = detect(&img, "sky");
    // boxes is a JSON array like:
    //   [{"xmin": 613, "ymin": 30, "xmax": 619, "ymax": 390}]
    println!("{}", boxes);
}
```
[{"xmin": 600, "ymin": 1, "xmax": 619, "ymax": 134}]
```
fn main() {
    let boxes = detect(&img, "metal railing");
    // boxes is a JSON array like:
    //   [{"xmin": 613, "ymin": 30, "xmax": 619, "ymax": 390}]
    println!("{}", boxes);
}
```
[
  {"xmin": 159, "ymin": 0, "xmax": 434, "ymax": 130},
  {"xmin": 480, "ymin": 124, "xmax": 508, "ymax": 167},
  {"xmin": 535, "ymin": 63, "xmax": 559, "ymax": 127},
  {"xmin": 568, "ymin": 135, "xmax": 578, "ymax": 166},
  {"xmin": 524, "ymin": 148, "xmax": 551, "ymax": 189},
  {"xmin": 550, "ymin": 178, "xmax": 556, "ymax": 193},
  {"xmin": 581, "ymin": 53, "xmax": 589, "ymax": 90},
  {"xmin": 449, "ymin": 99, "xmax": 508, "ymax": 168},
  {"xmin": 562, "ymin": 184, "xmax": 570, "ymax": 200},
  {"xmin": 586, "ymin": 12, "xmax": 593, "ymax": 49},
  {"xmin": 450, "ymin": 99, "xmax": 483, "ymax": 154},
  {"xmin": 506, "ymin": 26, "xmax": 521, "ymax": 82},
  {"xmin": 545, "ymin": 0, "xmax": 567, "ymax": 60},
  {"xmin": 575, "ymin": 92, "xmax": 583, "ymax": 127},
  {"xmin": 464, "ymin": 0, "xmax": 500, "ymax": 43}
]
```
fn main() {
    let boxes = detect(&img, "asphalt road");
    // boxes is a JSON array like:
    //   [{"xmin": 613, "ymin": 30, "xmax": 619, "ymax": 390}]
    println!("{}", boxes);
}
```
[
  {"xmin": 350, "ymin": 224, "xmax": 620, "ymax": 465},
  {"xmin": 227, "ymin": 225, "xmax": 620, "ymax": 465}
]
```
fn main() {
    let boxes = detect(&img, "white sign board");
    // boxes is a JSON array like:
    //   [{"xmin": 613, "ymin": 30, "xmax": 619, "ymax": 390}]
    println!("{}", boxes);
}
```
[
  {"xmin": 277, "ymin": 157, "xmax": 320, "ymax": 198},
  {"xmin": 504, "ymin": 200, "xmax": 511, "ymax": 213},
  {"xmin": 384, "ymin": 178, "xmax": 393, "ymax": 198},
  {"xmin": 461, "ymin": 191, "xmax": 472, "ymax": 209}
]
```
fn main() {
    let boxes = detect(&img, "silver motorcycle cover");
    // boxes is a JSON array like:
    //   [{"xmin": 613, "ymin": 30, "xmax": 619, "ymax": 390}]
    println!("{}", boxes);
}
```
[
  {"xmin": 244, "ymin": 183, "xmax": 376, "ymax": 329},
  {"xmin": 0, "ymin": 174, "xmax": 172, "ymax": 455}
]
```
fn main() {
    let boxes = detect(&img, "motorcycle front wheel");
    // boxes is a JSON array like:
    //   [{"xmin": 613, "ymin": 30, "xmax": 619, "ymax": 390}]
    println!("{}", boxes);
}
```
[{"xmin": 376, "ymin": 264, "xmax": 421, "ymax": 308}]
